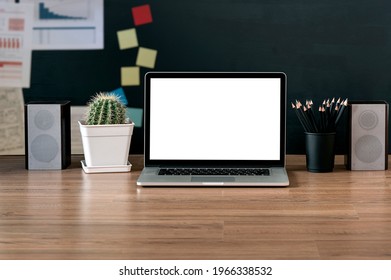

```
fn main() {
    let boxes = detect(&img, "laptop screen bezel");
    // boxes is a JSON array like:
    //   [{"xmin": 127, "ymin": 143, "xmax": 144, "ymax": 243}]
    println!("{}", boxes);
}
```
[{"xmin": 144, "ymin": 72, "xmax": 287, "ymax": 168}]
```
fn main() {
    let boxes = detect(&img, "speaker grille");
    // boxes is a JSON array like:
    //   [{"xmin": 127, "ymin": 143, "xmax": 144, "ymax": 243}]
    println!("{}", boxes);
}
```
[
  {"xmin": 27, "ymin": 104, "xmax": 61, "ymax": 169},
  {"xmin": 354, "ymin": 135, "xmax": 383, "ymax": 164},
  {"xmin": 349, "ymin": 103, "xmax": 388, "ymax": 170},
  {"xmin": 34, "ymin": 110, "xmax": 55, "ymax": 130},
  {"xmin": 359, "ymin": 110, "xmax": 378, "ymax": 130},
  {"xmin": 31, "ymin": 134, "xmax": 59, "ymax": 163},
  {"xmin": 25, "ymin": 101, "xmax": 71, "ymax": 170}
]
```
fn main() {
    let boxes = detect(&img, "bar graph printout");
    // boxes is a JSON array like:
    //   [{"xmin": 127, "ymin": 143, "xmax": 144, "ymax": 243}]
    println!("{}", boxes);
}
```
[
  {"xmin": 0, "ymin": 2, "xmax": 33, "ymax": 88},
  {"xmin": 20, "ymin": 0, "xmax": 103, "ymax": 50}
]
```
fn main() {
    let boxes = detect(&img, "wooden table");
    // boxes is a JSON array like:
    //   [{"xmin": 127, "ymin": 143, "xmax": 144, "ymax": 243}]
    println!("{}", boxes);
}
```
[{"xmin": 0, "ymin": 155, "xmax": 390, "ymax": 260}]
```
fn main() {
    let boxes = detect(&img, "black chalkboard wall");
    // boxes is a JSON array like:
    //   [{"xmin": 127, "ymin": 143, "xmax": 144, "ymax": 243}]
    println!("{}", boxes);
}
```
[{"xmin": 23, "ymin": 0, "xmax": 391, "ymax": 155}]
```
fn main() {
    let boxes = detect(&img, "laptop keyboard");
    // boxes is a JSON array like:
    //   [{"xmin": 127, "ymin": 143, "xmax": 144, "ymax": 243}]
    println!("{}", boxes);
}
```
[{"xmin": 158, "ymin": 168, "xmax": 270, "ymax": 176}]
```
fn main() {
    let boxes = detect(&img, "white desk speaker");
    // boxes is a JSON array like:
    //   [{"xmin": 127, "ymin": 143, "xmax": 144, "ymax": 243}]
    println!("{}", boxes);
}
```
[
  {"xmin": 346, "ymin": 101, "xmax": 388, "ymax": 170},
  {"xmin": 25, "ymin": 101, "xmax": 71, "ymax": 170}
]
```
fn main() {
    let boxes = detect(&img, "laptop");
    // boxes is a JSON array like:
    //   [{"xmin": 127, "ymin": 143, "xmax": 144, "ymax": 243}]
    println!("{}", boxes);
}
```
[{"xmin": 137, "ymin": 72, "xmax": 289, "ymax": 187}]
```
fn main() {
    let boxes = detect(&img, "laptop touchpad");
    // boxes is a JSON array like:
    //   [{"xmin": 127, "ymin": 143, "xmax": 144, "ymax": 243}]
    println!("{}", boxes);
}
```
[{"xmin": 191, "ymin": 177, "xmax": 235, "ymax": 182}]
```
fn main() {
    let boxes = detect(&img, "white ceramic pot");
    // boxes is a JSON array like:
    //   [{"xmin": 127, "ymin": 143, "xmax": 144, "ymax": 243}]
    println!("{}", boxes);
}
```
[{"xmin": 79, "ymin": 120, "xmax": 134, "ymax": 167}]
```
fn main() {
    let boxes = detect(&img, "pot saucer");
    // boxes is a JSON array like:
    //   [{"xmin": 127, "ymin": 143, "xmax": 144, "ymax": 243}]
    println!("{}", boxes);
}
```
[{"xmin": 81, "ymin": 160, "xmax": 132, "ymax": 173}]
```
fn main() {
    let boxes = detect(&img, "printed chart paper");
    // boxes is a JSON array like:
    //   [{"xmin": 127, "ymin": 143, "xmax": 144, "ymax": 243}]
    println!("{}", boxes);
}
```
[
  {"xmin": 0, "ymin": 88, "xmax": 25, "ymax": 155},
  {"xmin": 0, "ymin": 2, "xmax": 33, "ymax": 88},
  {"xmin": 20, "ymin": 0, "xmax": 104, "ymax": 50}
]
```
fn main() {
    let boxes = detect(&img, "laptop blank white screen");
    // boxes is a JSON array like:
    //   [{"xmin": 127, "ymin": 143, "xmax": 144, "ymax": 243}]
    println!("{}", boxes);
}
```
[{"xmin": 149, "ymin": 77, "xmax": 281, "ymax": 161}]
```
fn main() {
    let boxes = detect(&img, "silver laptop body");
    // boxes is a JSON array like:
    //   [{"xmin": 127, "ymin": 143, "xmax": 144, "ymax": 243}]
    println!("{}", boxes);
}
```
[{"xmin": 137, "ymin": 72, "xmax": 289, "ymax": 187}]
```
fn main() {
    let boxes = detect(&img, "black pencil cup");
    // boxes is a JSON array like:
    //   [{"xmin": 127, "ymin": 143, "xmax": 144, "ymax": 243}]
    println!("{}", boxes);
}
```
[{"xmin": 305, "ymin": 132, "xmax": 336, "ymax": 173}]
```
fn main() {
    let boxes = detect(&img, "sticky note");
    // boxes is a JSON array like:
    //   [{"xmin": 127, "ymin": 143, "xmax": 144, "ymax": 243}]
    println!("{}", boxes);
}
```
[
  {"xmin": 132, "ymin": 4, "xmax": 153, "ymax": 26},
  {"xmin": 117, "ymin": 28, "xmax": 138, "ymax": 50},
  {"xmin": 111, "ymin": 87, "xmax": 128, "ymax": 106},
  {"xmin": 136, "ymin": 47, "xmax": 157, "ymax": 69},
  {"xmin": 126, "ymin": 107, "xmax": 143, "ymax": 127},
  {"xmin": 121, "ymin": 67, "xmax": 140, "ymax": 86}
]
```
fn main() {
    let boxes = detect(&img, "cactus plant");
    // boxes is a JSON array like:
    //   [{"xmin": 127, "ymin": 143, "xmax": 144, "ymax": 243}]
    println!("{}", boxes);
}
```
[{"xmin": 85, "ymin": 92, "xmax": 127, "ymax": 125}]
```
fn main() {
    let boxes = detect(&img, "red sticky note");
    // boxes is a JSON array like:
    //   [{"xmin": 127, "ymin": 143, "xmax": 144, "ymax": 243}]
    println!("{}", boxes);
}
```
[{"xmin": 132, "ymin": 4, "xmax": 153, "ymax": 26}]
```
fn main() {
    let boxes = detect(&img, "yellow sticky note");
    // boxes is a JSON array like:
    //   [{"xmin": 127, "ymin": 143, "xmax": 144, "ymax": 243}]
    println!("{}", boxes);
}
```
[
  {"xmin": 121, "ymin": 67, "xmax": 140, "ymax": 86},
  {"xmin": 117, "ymin": 28, "xmax": 138, "ymax": 50},
  {"xmin": 136, "ymin": 47, "xmax": 157, "ymax": 69}
]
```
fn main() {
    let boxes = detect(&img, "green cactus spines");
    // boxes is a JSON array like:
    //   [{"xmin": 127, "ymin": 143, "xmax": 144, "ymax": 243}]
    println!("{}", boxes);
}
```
[{"xmin": 85, "ymin": 92, "xmax": 127, "ymax": 125}]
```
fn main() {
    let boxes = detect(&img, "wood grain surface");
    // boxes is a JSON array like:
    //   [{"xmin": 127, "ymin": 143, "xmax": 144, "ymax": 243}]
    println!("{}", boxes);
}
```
[{"xmin": 0, "ymin": 155, "xmax": 390, "ymax": 260}]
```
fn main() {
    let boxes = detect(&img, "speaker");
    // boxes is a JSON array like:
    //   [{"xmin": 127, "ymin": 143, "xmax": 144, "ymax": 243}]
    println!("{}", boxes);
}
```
[
  {"xmin": 346, "ymin": 101, "xmax": 388, "ymax": 170},
  {"xmin": 25, "ymin": 101, "xmax": 71, "ymax": 170}
]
